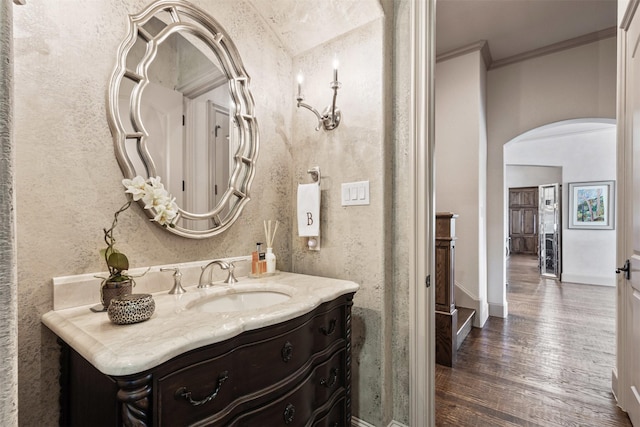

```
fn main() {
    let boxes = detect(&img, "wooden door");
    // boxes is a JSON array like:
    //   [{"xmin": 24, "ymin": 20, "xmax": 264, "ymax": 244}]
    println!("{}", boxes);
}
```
[
  {"xmin": 620, "ymin": 3, "xmax": 640, "ymax": 423},
  {"xmin": 509, "ymin": 187, "xmax": 538, "ymax": 255}
]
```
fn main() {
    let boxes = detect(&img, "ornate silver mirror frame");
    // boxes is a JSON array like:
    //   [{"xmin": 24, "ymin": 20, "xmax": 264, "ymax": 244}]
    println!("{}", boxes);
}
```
[{"xmin": 107, "ymin": 0, "xmax": 259, "ymax": 239}]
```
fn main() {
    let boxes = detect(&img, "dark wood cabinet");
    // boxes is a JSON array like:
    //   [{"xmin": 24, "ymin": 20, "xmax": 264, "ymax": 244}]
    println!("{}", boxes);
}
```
[{"xmin": 57, "ymin": 294, "xmax": 354, "ymax": 427}]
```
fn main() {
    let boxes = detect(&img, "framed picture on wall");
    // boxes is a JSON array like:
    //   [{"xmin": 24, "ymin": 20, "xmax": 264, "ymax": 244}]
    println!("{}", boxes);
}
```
[{"xmin": 568, "ymin": 180, "xmax": 615, "ymax": 229}]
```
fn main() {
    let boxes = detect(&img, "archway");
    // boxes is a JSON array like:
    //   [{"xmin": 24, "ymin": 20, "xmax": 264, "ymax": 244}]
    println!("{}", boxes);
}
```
[{"xmin": 504, "ymin": 118, "xmax": 616, "ymax": 290}]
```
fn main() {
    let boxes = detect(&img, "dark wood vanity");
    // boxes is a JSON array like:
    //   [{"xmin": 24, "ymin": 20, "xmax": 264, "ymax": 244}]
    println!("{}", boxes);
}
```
[{"xmin": 56, "ymin": 293, "xmax": 353, "ymax": 427}]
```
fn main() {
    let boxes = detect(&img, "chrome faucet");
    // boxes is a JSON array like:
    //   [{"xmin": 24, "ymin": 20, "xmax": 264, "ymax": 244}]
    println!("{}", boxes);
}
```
[{"xmin": 198, "ymin": 260, "xmax": 230, "ymax": 288}]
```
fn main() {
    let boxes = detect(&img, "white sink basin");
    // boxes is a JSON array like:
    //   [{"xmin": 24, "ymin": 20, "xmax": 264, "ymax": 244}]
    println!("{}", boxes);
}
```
[{"xmin": 188, "ymin": 290, "xmax": 291, "ymax": 313}]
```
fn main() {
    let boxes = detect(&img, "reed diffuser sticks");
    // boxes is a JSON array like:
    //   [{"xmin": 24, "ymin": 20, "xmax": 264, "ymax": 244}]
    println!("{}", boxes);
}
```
[{"xmin": 264, "ymin": 220, "xmax": 279, "ymax": 248}]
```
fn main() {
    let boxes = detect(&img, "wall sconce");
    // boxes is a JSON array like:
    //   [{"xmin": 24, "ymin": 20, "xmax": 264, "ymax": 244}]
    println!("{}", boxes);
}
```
[{"xmin": 296, "ymin": 57, "xmax": 342, "ymax": 131}]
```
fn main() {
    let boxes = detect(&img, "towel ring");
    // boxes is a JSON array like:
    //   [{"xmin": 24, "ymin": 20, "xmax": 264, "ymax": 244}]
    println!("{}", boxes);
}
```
[{"xmin": 307, "ymin": 166, "xmax": 320, "ymax": 183}]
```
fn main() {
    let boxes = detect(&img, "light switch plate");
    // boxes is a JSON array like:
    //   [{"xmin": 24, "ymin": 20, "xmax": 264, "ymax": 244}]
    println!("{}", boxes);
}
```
[{"xmin": 341, "ymin": 181, "xmax": 370, "ymax": 206}]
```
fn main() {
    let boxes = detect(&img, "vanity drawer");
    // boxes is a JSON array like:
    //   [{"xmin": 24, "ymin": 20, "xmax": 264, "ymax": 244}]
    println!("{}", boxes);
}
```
[
  {"xmin": 157, "ymin": 334, "xmax": 311, "ymax": 424},
  {"xmin": 310, "ymin": 304, "xmax": 346, "ymax": 354},
  {"xmin": 226, "ymin": 349, "xmax": 346, "ymax": 427},
  {"xmin": 313, "ymin": 396, "xmax": 346, "ymax": 427},
  {"xmin": 156, "ymin": 310, "xmax": 347, "ymax": 425}
]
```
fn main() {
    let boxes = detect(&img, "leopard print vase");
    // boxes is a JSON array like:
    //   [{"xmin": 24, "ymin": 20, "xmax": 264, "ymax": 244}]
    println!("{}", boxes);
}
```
[{"xmin": 107, "ymin": 294, "xmax": 155, "ymax": 325}]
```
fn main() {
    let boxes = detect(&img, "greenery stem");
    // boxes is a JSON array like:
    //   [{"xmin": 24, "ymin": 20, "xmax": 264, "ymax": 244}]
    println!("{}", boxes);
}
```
[{"xmin": 103, "ymin": 199, "xmax": 132, "ymax": 277}]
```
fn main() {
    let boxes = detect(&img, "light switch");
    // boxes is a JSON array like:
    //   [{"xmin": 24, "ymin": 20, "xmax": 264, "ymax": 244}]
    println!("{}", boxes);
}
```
[{"xmin": 341, "ymin": 181, "xmax": 370, "ymax": 206}]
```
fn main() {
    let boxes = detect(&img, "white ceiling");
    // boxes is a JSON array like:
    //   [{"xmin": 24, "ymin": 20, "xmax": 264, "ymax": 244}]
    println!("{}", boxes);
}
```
[
  {"xmin": 246, "ymin": 0, "xmax": 384, "ymax": 57},
  {"xmin": 246, "ymin": 0, "xmax": 617, "ymax": 66},
  {"xmin": 436, "ymin": 0, "xmax": 617, "ymax": 62}
]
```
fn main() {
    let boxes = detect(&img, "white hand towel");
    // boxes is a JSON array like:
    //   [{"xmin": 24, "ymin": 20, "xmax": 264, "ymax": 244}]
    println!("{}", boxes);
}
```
[{"xmin": 297, "ymin": 183, "xmax": 320, "ymax": 237}]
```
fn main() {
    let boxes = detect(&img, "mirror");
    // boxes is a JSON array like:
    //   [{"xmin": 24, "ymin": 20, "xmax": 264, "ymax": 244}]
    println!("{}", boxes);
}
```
[{"xmin": 107, "ymin": 0, "xmax": 259, "ymax": 238}]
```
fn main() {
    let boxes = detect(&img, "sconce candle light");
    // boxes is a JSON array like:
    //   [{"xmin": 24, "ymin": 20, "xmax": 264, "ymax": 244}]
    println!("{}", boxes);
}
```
[{"xmin": 296, "ymin": 57, "xmax": 342, "ymax": 131}]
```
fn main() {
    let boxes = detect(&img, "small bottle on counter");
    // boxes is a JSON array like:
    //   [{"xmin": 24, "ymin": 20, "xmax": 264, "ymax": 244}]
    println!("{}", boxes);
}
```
[
  {"xmin": 252, "ymin": 242, "xmax": 262, "ymax": 276},
  {"xmin": 266, "ymin": 247, "xmax": 276, "ymax": 274}
]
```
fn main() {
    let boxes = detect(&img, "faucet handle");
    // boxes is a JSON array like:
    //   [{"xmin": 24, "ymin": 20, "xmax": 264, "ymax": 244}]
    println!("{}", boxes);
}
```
[
  {"xmin": 160, "ymin": 267, "xmax": 187, "ymax": 295},
  {"xmin": 225, "ymin": 259, "xmax": 247, "ymax": 284}
]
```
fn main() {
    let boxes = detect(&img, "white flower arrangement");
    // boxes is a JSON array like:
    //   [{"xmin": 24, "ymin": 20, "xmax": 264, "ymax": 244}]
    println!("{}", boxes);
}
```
[
  {"xmin": 101, "ymin": 176, "xmax": 178, "ymax": 283},
  {"xmin": 122, "ymin": 176, "xmax": 179, "ymax": 226}
]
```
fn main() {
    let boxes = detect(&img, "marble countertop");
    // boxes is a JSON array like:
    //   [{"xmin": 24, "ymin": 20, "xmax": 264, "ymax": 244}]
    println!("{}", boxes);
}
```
[{"xmin": 42, "ymin": 272, "xmax": 358, "ymax": 376}]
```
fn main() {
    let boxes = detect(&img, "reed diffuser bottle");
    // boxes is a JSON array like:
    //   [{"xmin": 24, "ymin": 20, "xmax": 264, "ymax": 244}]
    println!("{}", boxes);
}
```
[{"xmin": 264, "ymin": 220, "xmax": 279, "ymax": 274}]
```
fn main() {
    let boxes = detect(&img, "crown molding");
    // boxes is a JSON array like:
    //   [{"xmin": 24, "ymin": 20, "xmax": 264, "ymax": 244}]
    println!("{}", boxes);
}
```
[
  {"xmin": 436, "ymin": 40, "xmax": 492, "ymax": 69},
  {"xmin": 490, "ymin": 26, "xmax": 616, "ymax": 69},
  {"xmin": 436, "ymin": 26, "xmax": 617, "ymax": 71}
]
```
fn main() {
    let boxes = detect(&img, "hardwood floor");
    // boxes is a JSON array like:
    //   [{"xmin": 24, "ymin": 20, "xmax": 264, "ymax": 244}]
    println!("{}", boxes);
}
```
[{"xmin": 435, "ymin": 254, "xmax": 632, "ymax": 426}]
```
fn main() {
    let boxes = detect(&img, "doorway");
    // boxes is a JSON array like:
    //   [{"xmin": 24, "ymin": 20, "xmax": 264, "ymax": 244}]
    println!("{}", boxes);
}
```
[
  {"xmin": 504, "ymin": 119, "xmax": 616, "ymax": 288},
  {"xmin": 508, "ymin": 182, "xmax": 562, "ymax": 279}
]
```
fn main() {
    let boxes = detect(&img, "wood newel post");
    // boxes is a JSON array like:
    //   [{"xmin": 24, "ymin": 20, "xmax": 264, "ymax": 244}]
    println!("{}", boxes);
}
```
[
  {"xmin": 435, "ymin": 212, "xmax": 457, "ymax": 313},
  {"xmin": 435, "ymin": 212, "xmax": 458, "ymax": 367}
]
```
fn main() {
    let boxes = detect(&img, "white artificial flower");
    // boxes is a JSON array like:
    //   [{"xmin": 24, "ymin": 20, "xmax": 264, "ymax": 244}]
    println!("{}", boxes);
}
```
[
  {"xmin": 145, "ymin": 187, "xmax": 171, "ymax": 209},
  {"xmin": 122, "ymin": 175, "xmax": 178, "ymax": 227},
  {"xmin": 153, "ymin": 203, "xmax": 178, "ymax": 226},
  {"xmin": 122, "ymin": 176, "xmax": 148, "ymax": 201},
  {"xmin": 148, "ymin": 176, "xmax": 165, "ymax": 190}
]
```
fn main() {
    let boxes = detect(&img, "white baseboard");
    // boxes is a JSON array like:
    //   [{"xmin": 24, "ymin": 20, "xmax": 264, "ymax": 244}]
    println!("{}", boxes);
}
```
[
  {"xmin": 351, "ymin": 416, "xmax": 376, "ymax": 427},
  {"xmin": 477, "ymin": 300, "xmax": 489, "ymax": 327},
  {"xmin": 454, "ymin": 282, "xmax": 489, "ymax": 327},
  {"xmin": 488, "ymin": 300, "xmax": 508, "ymax": 318},
  {"xmin": 561, "ymin": 273, "xmax": 614, "ymax": 287},
  {"xmin": 350, "ymin": 417, "xmax": 408, "ymax": 427}
]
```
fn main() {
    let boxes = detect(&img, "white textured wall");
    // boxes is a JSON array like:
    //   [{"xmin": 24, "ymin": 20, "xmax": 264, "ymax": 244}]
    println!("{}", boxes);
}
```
[
  {"xmin": 436, "ymin": 50, "xmax": 489, "ymax": 325},
  {"xmin": 0, "ymin": 2, "xmax": 18, "ymax": 425},
  {"xmin": 291, "ymin": 18, "xmax": 390, "ymax": 425},
  {"xmin": 505, "ymin": 125, "xmax": 617, "ymax": 286},
  {"xmin": 13, "ymin": 1, "xmax": 293, "ymax": 424},
  {"xmin": 487, "ymin": 38, "xmax": 616, "ymax": 314}
]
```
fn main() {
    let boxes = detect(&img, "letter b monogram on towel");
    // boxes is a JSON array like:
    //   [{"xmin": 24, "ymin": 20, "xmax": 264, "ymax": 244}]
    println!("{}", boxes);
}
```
[{"xmin": 297, "ymin": 183, "xmax": 320, "ymax": 237}]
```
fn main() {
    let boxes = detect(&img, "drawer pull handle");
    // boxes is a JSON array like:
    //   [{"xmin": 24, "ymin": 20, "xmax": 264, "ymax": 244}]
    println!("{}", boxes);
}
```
[
  {"xmin": 320, "ymin": 318, "xmax": 337, "ymax": 335},
  {"xmin": 320, "ymin": 367, "xmax": 339, "ymax": 388},
  {"xmin": 175, "ymin": 370, "xmax": 228, "ymax": 407},
  {"xmin": 284, "ymin": 403, "xmax": 295, "ymax": 424},
  {"xmin": 281, "ymin": 341, "xmax": 294, "ymax": 362}
]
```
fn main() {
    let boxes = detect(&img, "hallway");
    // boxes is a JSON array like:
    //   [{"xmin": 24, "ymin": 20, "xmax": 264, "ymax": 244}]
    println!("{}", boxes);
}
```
[{"xmin": 435, "ymin": 254, "xmax": 631, "ymax": 426}]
